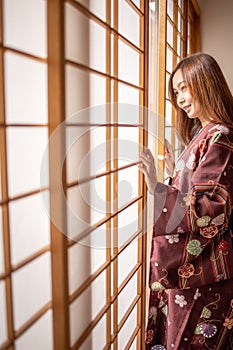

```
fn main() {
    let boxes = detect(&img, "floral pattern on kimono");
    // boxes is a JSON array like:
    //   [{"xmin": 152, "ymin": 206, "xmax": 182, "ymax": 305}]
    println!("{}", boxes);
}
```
[{"xmin": 146, "ymin": 123, "xmax": 233, "ymax": 350}]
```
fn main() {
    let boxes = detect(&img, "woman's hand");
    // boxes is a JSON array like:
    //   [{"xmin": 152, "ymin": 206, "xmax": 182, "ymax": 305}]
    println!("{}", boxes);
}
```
[
  {"xmin": 164, "ymin": 138, "xmax": 175, "ymax": 177},
  {"xmin": 138, "ymin": 148, "xmax": 157, "ymax": 194}
]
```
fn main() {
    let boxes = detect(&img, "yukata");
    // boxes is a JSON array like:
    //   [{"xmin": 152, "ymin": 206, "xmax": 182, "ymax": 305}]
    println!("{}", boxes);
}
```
[{"xmin": 146, "ymin": 122, "xmax": 233, "ymax": 350}]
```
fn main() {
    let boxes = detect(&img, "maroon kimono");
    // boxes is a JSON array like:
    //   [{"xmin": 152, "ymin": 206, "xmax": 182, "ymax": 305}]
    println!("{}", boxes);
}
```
[{"xmin": 146, "ymin": 123, "xmax": 233, "ymax": 350}]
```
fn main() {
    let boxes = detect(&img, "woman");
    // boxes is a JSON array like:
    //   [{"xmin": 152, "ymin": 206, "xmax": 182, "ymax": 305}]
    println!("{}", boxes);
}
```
[{"xmin": 139, "ymin": 53, "xmax": 233, "ymax": 350}]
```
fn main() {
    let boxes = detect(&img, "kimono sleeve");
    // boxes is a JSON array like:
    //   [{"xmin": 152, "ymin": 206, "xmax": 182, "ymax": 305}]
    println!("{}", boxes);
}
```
[{"xmin": 153, "ymin": 131, "xmax": 233, "ymax": 237}]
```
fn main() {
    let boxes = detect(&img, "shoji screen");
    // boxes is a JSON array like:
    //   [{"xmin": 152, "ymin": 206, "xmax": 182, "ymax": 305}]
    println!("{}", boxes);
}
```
[
  {"xmin": 0, "ymin": 1, "xmax": 149, "ymax": 350},
  {"xmin": 0, "ymin": 1, "xmax": 52, "ymax": 350},
  {"xmin": 64, "ymin": 1, "xmax": 148, "ymax": 349}
]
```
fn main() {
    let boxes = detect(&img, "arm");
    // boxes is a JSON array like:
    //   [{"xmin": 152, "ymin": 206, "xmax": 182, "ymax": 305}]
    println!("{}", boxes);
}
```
[{"xmin": 154, "ymin": 130, "xmax": 233, "ymax": 240}]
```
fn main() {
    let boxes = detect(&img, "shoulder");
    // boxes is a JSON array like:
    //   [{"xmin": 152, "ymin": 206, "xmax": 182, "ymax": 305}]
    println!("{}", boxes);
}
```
[{"xmin": 203, "ymin": 123, "xmax": 233, "ymax": 150}]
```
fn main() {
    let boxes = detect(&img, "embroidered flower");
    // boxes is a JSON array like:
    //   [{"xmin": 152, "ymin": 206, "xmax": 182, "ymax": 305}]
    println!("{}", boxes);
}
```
[
  {"xmin": 200, "ymin": 225, "xmax": 218, "ymax": 239},
  {"xmin": 194, "ymin": 288, "xmax": 201, "ymax": 300},
  {"xmin": 145, "ymin": 329, "xmax": 154, "ymax": 344},
  {"xmin": 217, "ymin": 240, "xmax": 227, "ymax": 252},
  {"xmin": 176, "ymin": 159, "xmax": 185, "ymax": 171},
  {"xmin": 151, "ymin": 282, "xmax": 165, "ymax": 292},
  {"xmin": 217, "ymin": 125, "xmax": 230, "ymax": 135},
  {"xmin": 165, "ymin": 234, "xmax": 179, "ymax": 244},
  {"xmin": 199, "ymin": 139, "xmax": 207, "ymax": 154},
  {"xmin": 200, "ymin": 323, "xmax": 217, "ymax": 338},
  {"xmin": 186, "ymin": 239, "xmax": 202, "ymax": 256},
  {"xmin": 149, "ymin": 306, "xmax": 157, "ymax": 318},
  {"xmin": 196, "ymin": 216, "xmax": 211, "ymax": 227},
  {"xmin": 151, "ymin": 345, "xmax": 166, "ymax": 350},
  {"xmin": 186, "ymin": 153, "xmax": 196, "ymax": 170},
  {"xmin": 211, "ymin": 213, "xmax": 225, "ymax": 226},
  {"xmin": 183, "ymin": 193, "xmax": 195, "ymax": 206},
  {"xmin": 178, "ymin": 263, "xmax": 195, "ymax": 278},
  {"xmin": 223, "ymin": 318, "xmax": 233, "ymax": 330},
  {"xmin": 177, "ymin": 227, "xmax": 184, "ymax": 234},
  {"xmin": 201, "ymin": 306, "xmax": 212, "ymax": 319},
  {"xmin": 175, "ymin": 294, "xmax": 187, "ymax": 307}
]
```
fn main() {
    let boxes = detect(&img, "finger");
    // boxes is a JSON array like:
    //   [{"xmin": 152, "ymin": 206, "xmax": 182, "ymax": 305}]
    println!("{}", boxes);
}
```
[
  {"xmin": 139, "ymin": 151, "xmax": 154, "ymax": 166},
  {"xmin": 138, "ymin": 163, "xmax": 149, "ymax": 176}
]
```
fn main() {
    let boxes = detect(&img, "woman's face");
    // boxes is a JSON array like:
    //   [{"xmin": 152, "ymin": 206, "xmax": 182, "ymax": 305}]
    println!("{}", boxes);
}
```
[{"xmin": 172, "ymin": 69, "xmax": 207, "ymax": 127}]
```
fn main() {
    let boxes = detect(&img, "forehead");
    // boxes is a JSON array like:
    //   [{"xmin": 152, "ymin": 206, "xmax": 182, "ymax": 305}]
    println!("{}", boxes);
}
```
[{"xmin": 172, "ymin": 69, "xmax": 184, "ymax": 89}]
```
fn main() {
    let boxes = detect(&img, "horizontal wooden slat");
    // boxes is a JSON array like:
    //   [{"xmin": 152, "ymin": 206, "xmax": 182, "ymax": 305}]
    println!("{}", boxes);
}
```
[
  {"xmin": 66, "ymin": 59, "xmax": 143, "ymax": 90},
  {"xmin": 0, "ymin": 46, "xmax": 47, "ymax": 63},
  {"xmin": 67, "ymin": 161, "xmax": 140, "ymax": 188}
]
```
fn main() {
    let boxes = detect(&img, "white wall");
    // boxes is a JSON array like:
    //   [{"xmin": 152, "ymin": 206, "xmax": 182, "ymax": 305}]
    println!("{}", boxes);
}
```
[{"xmin": 198, "ymin": 0, "xmax": 233, "ymax": 93}]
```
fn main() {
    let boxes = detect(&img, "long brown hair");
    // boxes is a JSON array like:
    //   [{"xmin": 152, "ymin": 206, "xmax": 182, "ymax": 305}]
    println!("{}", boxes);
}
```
[{"xmin": 168, "ymin": 53, "xmax": 233, "ymax": 145}]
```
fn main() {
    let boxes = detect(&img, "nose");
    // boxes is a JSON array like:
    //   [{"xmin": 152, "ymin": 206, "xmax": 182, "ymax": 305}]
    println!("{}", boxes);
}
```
[{"xmin": 177, "ymin": 92, "xmax": 185, "ymax": 107}]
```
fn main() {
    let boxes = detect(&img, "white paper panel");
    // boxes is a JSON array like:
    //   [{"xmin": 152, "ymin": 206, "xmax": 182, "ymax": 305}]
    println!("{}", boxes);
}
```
[
  {"xmin": 117, "ymin": 202, "xmax": 139, "ymax": 247},
  {"xmin": 118, "ymin": 127, "xmax": 139, "ymax": 167},
  {"xmin": 9, "ymin": 193, "xmax": 50, "ymax": 265},
  {"xmin": 166, "ymin": 47, "xmax": 173, "ymax": 73},
  {"xmin": 12, "ymin": 252, "xmax": 52, "ymax": 330},
  {"xmin": 130, "ymin": 337, "xmax": 137, "ymax": 350},
  {"xmin": 67, "ymin": 185, "xmax": 91, "ymax": 242},
  {"xmin": 167, "ymin": 0, "xmax": 174, "ymax": 19},
  {"xmin": 118, "ymin": 273, "xmax": 137, "ymax": 322},
  {"xmin": 69, "ymin": 287, "xmax": 92, "ymax": 346},
  {"xmin": 165, "ymin": 100, "xmax": 173, "ymax": 126},
  {"xmin": 66, "ymin": 126, "xmax": 91, "ymax": 184},
  {"xmin": 117, "ymin": 166, "xmax": 138, "ymax": 208},
  {"xmin": 78, "ymin": 221, "xmax": 107, "ymax": 249},
  {"xmin": 131, "ymin": 0, "xmax": 140, "ymax": 8},
  {"xmin": 167, "ymin": 20, "xmax": 173, "ymax": 47},
  {"xmin": 74, "ymin": 315, "xmax": 107, "ymax": 350},
  {"xmin": 119, "ymin": 1, "xmax": 140, "ymax": 47},
  {"xmin": 75, "ymin": 0, "xmax": 106, "ymax": 22},
  {"xmin": 91, "ymin": 314, "xmax": 106, "ymax": 349},
  {"xmin": 69, "ymin": 271, "xmax": 106, "ymax": 345},
  {"xmin": 91, "ymin": 270, "xmax": 106, "ymax": 319},
  {"xmin": 67, "ymin": 179, "xmax": 106, "ymax": 241},
  {"xmin": 4, "ymin": 52, "xmax": 48, "ymax": 124},
  {"xmin": 65, "ymin": 65, "xmax": 106, "ymax": 119},
  {"xmin": 116, "ymin": 103, "xmax": 141, "ymax": 124},
  {"xmin": 3, "ymin": 0, "xmax": 47, "ymax": 58},
  {"xmin": 7, "ymin": 127, "xmax": 48, "ymax": 197},
  {"xmin": 68, "ymin": 243, "xmax": 91, "ymax": 295},
  {"xmin": 118, "ymin": 305, "xmax": 137, "ymax": 349},
  {"xmin": 67, "ymin": 178, "xmax": 106, "ymax": 239},
  {"xmin": 118, "ymin": 239, "xmax": 138, "ymax": 287},
  {"xmin": 90, "ymin": 176, "xmax": 106, "ymax": 224},
  {"xmin": 65, "ymin": 3, "xmax": 106, "ymax": 73},
  {"xmin": 118, "ymin": 40, "xmax": 140, "ymax": 86},
  {"xmin": 66, "ymin": 125, "xmax": 106, "ymax": 184},
  {"xmin": 0, "ymin": 281, "xmax": 8, "ymax": 346},
  {"xmin": 15, "ymin": 310, "xmax": 53, "ymax": 350},
  {"xmin": 0, "ymin": 207, "xmax": 4, "ymax": 275},
  {"xmin": 118, "ymin": 83, "xmax": 140, "ymax": 106}
]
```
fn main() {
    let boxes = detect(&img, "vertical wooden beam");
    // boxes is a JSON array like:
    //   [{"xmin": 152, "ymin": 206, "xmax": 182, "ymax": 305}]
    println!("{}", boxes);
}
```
[
  {"xmin": 183, "ymin": 0, "xmax": 188, "ymax": 56},
  {"xmin": 47, "ymin": 1, "xmax": 69, "ymax": 349},
  {"xmin": 157, "ymin": 0, "xmax": 167, "ymax": 181},
  {"xmin": 106, "ymin": 0, "xmax": 112, "ymax": 348},
  {"xmin": 0, "ymin": 0, "xmax": 14, "ymax": 348},
  {"xmin": 138, "ymin": 0, "xmax": 149, "ymax": 348},
  {"xmin": 191, "ymin": 0, "xmax": 201, "ymax": 52},
  {"xmin": 113, "ymin": 0, "xmax": 119, "ymax": 347}
]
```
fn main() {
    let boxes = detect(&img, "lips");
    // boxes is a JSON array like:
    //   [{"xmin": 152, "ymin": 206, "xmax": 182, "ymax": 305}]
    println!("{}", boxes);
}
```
[{"xmin": 183, "ymin": 105, "xmax": 191, "ymax": 113}]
